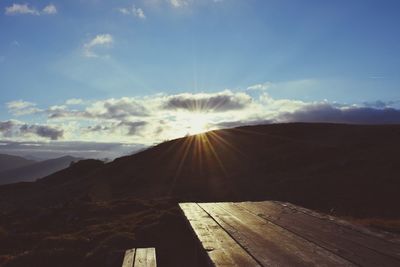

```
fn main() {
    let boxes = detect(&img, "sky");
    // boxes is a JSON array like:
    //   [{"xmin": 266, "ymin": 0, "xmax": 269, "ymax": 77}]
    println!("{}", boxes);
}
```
[{"xmin": 1, "ymin": 0, "xmax": 400, "ymax": 159}]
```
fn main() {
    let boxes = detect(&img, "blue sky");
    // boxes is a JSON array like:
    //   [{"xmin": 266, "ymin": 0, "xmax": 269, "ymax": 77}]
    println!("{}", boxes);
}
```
[{"xmin": 1, "ymin": 0, "xmax": 400, "ymax": 158}]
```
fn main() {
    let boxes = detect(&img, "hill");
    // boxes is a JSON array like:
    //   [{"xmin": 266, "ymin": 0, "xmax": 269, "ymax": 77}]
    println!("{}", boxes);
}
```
[
  {"xmin": 0, "ymin": 156, "xmax": 82, "ymax": 185},
  {"xmin": 0, "ymin": 154, "xmax": 36, "ymax": 172},
  {"xmin": 15, "ymin": 122, "xmax": 396, "ymax": 217},
  {"xmin": 0, "ymin": 123, "xmax": 400, "ymax": 266}
]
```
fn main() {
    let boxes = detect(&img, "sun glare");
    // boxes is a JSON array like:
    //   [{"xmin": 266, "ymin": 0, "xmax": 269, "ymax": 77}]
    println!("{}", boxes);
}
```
[{"xmin": 186, "ymin": 114, "xmax": 209, "ymax": 135}]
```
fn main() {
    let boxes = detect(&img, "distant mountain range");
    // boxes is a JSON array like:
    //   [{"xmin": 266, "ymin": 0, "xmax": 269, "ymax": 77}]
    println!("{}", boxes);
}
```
[
  {"xmin": 0, "ymin": 154, "xmax": 82, "ymax": 185},
  {"xmin": 0, "ymin": 154, "xmax": 36, "ymax": 172}
]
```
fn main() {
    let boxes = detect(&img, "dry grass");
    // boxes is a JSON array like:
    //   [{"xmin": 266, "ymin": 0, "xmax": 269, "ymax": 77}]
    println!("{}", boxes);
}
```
[{"xmin": 0, "ymin": 198, "xmax": 196, "ymax": 267}]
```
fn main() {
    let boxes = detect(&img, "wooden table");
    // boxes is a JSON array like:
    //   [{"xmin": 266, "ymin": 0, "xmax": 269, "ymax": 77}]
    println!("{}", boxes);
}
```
[{"xmin": 179, "ymin": 201, "xmax": 400, "ymax": 266}]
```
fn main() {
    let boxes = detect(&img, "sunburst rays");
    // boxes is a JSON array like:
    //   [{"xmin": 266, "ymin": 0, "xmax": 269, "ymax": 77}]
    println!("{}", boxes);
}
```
[{"xmin": 161, "ymin": 128, "xmax": 248, "ymax": 197}]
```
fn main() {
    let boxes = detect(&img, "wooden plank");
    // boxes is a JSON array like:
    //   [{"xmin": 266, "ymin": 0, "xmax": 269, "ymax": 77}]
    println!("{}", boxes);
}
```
[
  {"xmin": 276, "ymin": 201, "xmax": 400, "ymax": 245},
  {"xmin": 179, "ymin": 203, "xmax": 261, "ymax": 266},
  {"xmin": 200, "ymin": 202, "xmax": 355, "ymax": 267},
  {"xmin": 237, "ymin": 201, "xmax": 400, "ymax": 267},
  {"xmin": 122, "ymin": 248, "xmax": 135, "ymax": 267},
  {"xmin": 134, "ymin": 248, "xmax": 157, "ymax": 267}
]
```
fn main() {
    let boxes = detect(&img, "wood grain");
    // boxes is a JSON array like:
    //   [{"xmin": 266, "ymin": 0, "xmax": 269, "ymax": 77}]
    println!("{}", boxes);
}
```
[
  {"xmin": 179, "ymin": 203, "xmax": 261, "ymax": 266},
  {"xmin": 237, "ymin": 201, "xmax": 400, "ymax": 266},
  {"xmin": 200, "ymin": 202, "xmax": 354, "ymax": 267},
  {"xmin": 180, "ymin": 201, "xmax": 400, "ymax": 267},
  {"xmin": 122, "ymin": 249, "xmax": 135, "ymax": 267},
  {"xmin": 134, "ymin": 248, "xmax": 157, "ymax": 267}
]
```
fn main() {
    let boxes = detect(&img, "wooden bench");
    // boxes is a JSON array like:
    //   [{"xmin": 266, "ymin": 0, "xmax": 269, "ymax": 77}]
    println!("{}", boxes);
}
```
[
  {"xmin": 122, "ymin": 247, "xmax": 157, "ymax": 267},
  {"xmin": 180, "ymin": 201, "xmax": 400, "ymax": 266}
]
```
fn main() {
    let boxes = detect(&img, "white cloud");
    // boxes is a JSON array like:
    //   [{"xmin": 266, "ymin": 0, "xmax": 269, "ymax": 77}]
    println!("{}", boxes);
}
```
[
  {"xmin": 118, "ymin": 8, "xmax": 130, "ymax": 15},
  {"xmin": 118, "ymin": 5, "xmax": 146, "ymax": 19},
  {"xmin": 248, "ymin": 79, "xmax": 316, "ymax": 92},
  {"xmin": 83, "ymin": 34, "xmax": 114, "ymax": 58},
  {"xmin": 5, "ymin": 4, "xmax": 39, "ymax": 15},
  {"xmin": 65, "ymin": 98, "xmax": 84, "ymax": 105},
  {"xmin": 5, "ymin": 3, "xmax": 57, "ymax": 16},
  {"xmin": 5, "ymin": 84, "xmax": 400, "ymax": 145},
  {"xmin": 42, "ymin": 4, "xmax": 57, "ymax": 15},
  {"xmin": 169, "ymin": 0, "xmax": 189, "ymax": 8},
  {"xmin": 166, "ymin": 0, "xmax": 223, "ymax": 8},
  {"xmin": 6, "ymin": 100, "xmax": 42, "ymax": 116},
  {"xmin": 247, "ymin": 82, "xmax": 272, "ymax": 91}
]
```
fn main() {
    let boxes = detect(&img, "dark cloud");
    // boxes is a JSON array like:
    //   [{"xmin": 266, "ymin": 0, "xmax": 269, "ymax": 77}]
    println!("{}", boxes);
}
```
[
  {"xmin": 0, "ymin": 120, "xmax": 63, "ymax": 140},
  {"xmin": 47, "ymin": 108, "xmax": 84, "ymax": 119},
  {"xmin": 19, "ymin": 124, "xmax": 64, "ymax": 140},
  {"xmin": 163, "ymin": 92, "xmax": 251, "ymax": 112},
  {"xmin": 212, "ymin": 119, "xmax": 274, "ymax": 129},
  {"xmin": 102, "ymin": 100, "xmax": 149, "ymax": 118},
  {"xmin": 279, "ymin": 103, "xmax": 400, "ymax": 124},
  {"xmin": 0, "ymin": 121, "xmax": 15, "ymax": 136},
  {"xmin": 362, "ymin": 100, "xmax": 399, "ymax": 109},
  {"xmin": 47, "ymin": 98, "xmax": 149, "ymax": 120},
  {"xmin": 85, "ymin": 125, "xmax": 111, "ymax": 132},
  {"xmin": 84, "ymin": 121, "xmax": 147, "ymax": 136},
  {"xmin": 212, "ymin": 104, "xmax": 400, "ymax": 129},
  {"xmin": 119, "ymin": 121, "xmax": 147, "ymax": 135}
]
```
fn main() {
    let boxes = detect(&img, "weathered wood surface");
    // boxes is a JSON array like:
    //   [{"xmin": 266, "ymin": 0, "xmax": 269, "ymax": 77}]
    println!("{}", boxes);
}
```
[
  {"xmin": 180, "ymin": 203, "xmax": 260, "ymax": 266},
  {"xmin": 122, "ymin": 249, "xmax": 135, "ymax": 267},
  {"xmin": 134, "ymin": 248, "xmax": 157, "ymax": 267},
  {"xmin": 122, "ymin": 248, "xmax": 157, "ymax": 267},
  {"xmin": 179, "ymin": 201, "xmax": 400, "ymax": 267}
]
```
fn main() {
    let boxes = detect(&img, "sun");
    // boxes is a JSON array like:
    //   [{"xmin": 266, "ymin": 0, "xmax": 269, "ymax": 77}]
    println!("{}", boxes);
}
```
[{"xmin": 186, "ymin": 114, "xmax": 209, "ymax": 135}]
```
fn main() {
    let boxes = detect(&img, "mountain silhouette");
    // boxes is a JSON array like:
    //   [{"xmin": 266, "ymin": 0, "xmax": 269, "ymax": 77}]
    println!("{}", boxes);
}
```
[
  {"xmin": 0, "ymin": 155, "xmax": 82, "ymax": 185},
  {"xmin": 1, "ymin": 123, "xmax": 400, "ymax": 267},
  {"xmin": 0, "ymin": 154, "xmax": 36, "ymax": 172}
]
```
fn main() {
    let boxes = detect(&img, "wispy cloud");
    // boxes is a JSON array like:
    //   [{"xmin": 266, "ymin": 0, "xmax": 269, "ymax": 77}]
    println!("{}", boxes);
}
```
[
  {"xmin": 117, "ymin": 5, "xmax": 146, "ymax": 19},
  {"xmin": 169, "ymin": 0, "xmax": 189, "ymax": 8},
  {"xmin": 11, "ymin": 40, "xmax": 21, "ymax": 47},
  {"xmin": 7, "ymin": 100, "xmax": 42, "ymax": 116},
  {"xmin": 5, "ymin": 3, "xmax": 39, "ymax": 15},
  {"xmin": 42, "ymin": 4, "xmax": 57, "ymax": 15},
  {"xmin": 247, "ymin": 82, "xmax": 272, "ymax": 91},
  {"xmin": 83, "ymin": 34, "xmax": 114, "ymax": 58},
  {"xmin": 65, "ymin": 98, "xmax": 84, "ymax": 105},
  {"xmin": 166, "ymin": 0, "xmax": 223, "ymax": 8},
  {"xmin": 5, "ymin": 3, "xmax": 57, "ymax": 16}
]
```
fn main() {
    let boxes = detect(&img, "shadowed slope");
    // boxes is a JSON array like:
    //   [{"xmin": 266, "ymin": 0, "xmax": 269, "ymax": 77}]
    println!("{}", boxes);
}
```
[
  {"xmin": 75, "ymin": 123, "xmax": 399, "ymax": 218},
  {"xmin": 1, "ymin": 123, "xmax": 400, "ymax": 267},
  {"xmin": 1, "ymin": 123, "xmax": 400, "ymax": 217}
]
